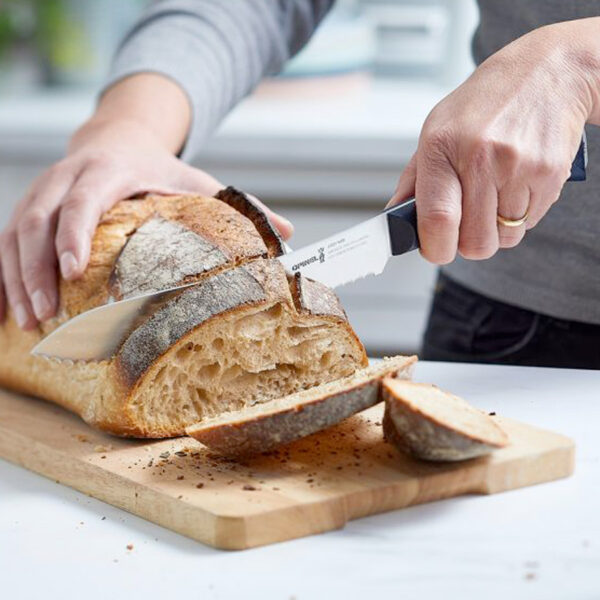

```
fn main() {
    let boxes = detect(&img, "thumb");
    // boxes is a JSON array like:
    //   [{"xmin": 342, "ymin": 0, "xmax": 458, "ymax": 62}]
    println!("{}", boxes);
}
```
[
  {"xmin": 386, "ymin": 153, "xmax": 417, "ymax": 208},
  {"xmin": 176, "ymin": 164, "xmax": 224, "ymax": 197},
  {"xmin": 178, "ymin": 165, "xmax": 294, "ymax": 241},
  {"xmin": 246, "ymin": 194, "xmax": 294, "ymax": 241}
]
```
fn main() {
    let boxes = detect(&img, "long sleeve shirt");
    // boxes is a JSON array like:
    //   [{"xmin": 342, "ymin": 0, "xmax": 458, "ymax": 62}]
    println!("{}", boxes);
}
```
[{"xmin": 106, "ymin": 0, "xmax": 600, "ymax": 326}]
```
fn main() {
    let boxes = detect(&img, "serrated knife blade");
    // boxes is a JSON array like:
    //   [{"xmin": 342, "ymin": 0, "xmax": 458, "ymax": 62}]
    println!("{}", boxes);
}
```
[{"xmin": 31, "ymin": 199, "xmax": 419, "ymax": 362}]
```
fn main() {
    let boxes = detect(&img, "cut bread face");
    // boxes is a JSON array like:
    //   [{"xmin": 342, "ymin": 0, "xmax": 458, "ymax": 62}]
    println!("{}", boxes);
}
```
[
  {"xmin": 186, "ymin": 355, "xmax": 417, "ymax": 457},
  {"xmin": 0, "ymin": 189, "xmax": 369, "ymax": 438},
  {"xmin": 119, "ymin": 260, "xmax": 369, "ymax": 437},
  {"xmin": 382, "ymin": 379, "xmax": 509, "ymax": 462}
]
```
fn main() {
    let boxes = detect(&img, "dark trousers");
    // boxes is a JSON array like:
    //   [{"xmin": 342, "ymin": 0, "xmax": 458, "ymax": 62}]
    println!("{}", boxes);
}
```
[{"xmin": 421, "ymin": 273, "xmax": 600, "ymax": 370}]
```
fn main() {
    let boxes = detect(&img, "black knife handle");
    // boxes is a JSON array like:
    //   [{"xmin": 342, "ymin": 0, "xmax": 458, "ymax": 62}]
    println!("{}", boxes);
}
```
[
  {"xmin": 385, "ymin": 199, "xmax": 419, "ymax": 256},
  {"xmin": 385, "ymin": 134, "xmax": 587, "ymax": 256},
  {"xmin": 568, "ymin": 134, "xmax": 587, "ymax": 181}
]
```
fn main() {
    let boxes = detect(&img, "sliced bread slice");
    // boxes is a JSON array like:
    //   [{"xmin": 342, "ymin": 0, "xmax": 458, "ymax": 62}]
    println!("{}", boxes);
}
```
[
  {"xmin": 186, "ymin": 355, "xmax": 417, "ymax": 457},
  {"xmin": 382, "ymin": 379, "xmax": 509, "ymax": 462}
]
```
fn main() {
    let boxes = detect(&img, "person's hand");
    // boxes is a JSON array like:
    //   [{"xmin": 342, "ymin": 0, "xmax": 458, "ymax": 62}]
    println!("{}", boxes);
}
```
[
  {"xmin": 388, "ymin": 19, "xmax": 600, "ymax": 264},
  {"xmin": 0, "ymin": 115, "xmax": 293, "ymax": 331}
]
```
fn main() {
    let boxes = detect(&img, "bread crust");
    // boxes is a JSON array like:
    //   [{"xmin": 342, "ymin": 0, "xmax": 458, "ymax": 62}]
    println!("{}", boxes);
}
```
[
  {"xmin": 290, "ymin": 273, "xmax": 346, "ymax": 320},
  {"xmin": 186, "ymin": 356, "xmax": 416, "ymax": 457},
  {"xmin": 382, "ymin": 380, "xmax": 509, "ymax": 462},
  {"xmin": 214, "ymin": 187, "xmax": 285, "ymax": 257},
  {"xmin": 0, "ymin": 193, "xmax": 368, "ymax": 438},
  {"xmin": 116, "ymin": 261, "xmax": 277, "ymax": 387}
]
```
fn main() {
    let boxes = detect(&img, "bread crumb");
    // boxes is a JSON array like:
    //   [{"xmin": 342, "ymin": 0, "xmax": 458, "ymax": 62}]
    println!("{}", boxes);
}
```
[
  {"xmin": 75, "ymin": 434, "xmax": 88, "ymax": 442},
  {"xmin": 126, "ymin": 544, "xmax": 133, "ymax": 551},
  {"xmin": 524, "ymin": 572, "xmax": 536, "ymax": 581},
  {"xmin": 94, "ymin": 444, "xmax": 112, "ymax": 452}
]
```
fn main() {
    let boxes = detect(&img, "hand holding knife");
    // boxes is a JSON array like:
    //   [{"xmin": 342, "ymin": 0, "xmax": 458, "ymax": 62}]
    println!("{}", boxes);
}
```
[{"xmin": 31, "ymin": 137, "xmax": 587, "ymax": 362}]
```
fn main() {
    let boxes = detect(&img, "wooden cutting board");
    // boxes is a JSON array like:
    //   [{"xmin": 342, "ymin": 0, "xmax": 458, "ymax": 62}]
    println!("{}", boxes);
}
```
[{"xmin": 0, "ymin": 387, "xmax": 574, "ymax": 550}]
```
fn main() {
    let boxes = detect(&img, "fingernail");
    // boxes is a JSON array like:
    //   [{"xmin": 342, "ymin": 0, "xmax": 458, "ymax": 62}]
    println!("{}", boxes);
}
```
[
  {"xmin": 60, "ymin": 252, "xmax": 78, "ymax": 279},
  {"xmin": 31, "ymin": 289, "xmax": 51, "ymax": 320},
  {"xmin": 14, "ymin": 303, "xmax": 28, "ymax": 329}
]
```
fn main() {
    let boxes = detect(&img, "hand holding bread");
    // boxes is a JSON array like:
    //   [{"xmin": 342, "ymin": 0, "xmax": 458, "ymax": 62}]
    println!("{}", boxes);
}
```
[{"xmin": 0, "ymin": 74, "xmax": 293, "ymax": 331}]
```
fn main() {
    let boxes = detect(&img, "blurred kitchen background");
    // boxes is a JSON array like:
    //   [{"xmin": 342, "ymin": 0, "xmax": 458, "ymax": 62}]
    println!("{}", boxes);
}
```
[{"xmin": 0, "ymin": 0, "xmax": 478, "ymax": 355}]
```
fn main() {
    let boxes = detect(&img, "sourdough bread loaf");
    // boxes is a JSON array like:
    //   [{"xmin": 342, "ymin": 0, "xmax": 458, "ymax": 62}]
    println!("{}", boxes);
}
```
[
  {"xmin": 187, "ymin": 355, "xmax": 417, "ymax": 457},
  {"xmin": 0, "ymin": 188, "xmax": 369, "ymax": 437},
  {"xmin": 382, "ymin": 379, "xmax": 509, "ymax": 461}
]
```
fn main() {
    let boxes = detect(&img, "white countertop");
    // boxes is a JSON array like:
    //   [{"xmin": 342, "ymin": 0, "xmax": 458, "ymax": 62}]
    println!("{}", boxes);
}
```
[{"xmin": 1, "ymin": 361, "xmax": 599, "ymax": 600}]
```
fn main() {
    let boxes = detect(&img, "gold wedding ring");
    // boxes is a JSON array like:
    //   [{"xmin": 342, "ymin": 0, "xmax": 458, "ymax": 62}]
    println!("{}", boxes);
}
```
[{"xmin": 497, "ymin": 210, "xmax": 529, "ymax": 228}]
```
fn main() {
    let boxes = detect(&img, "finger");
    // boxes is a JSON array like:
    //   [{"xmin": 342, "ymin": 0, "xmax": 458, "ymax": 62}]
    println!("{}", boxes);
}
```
[
  {"xmin": 525, "ymin": 187, "xmax": 559, "ymax": 230},
  {"xmin": 55, "ymin": 172, "xmax": 131, "ymax": 280},
  {"xmin": 525, "ymin": 164, "xmax": 567, "ymax": 230},
  {"xmin": 0, "ymin": 231, "xmax": 36, "ymax": 330},
  {"xmin": 386, "ymin": 153, "xmax": 417, "ymax": 208},
  {"xmin": 17, "ymin": 169, "xmax": 76, "ymax": 320},
  {"xmin": 458, "ymin": 172, "xmax": 499, "ymax": 260},
  {"xmin": 176, "ymin": 166, "xmax": 295, "ymax": 240},
  {"xmin": 415, "ymin": 151, "xmax": 462, "ymax": 265},
  {"xmin": 17, "ymin": 207, "xmax": 59, "ymax": 321},
  {"xmin": 496, "ymin": 184, "xmax": 530, "ymax": 248}
]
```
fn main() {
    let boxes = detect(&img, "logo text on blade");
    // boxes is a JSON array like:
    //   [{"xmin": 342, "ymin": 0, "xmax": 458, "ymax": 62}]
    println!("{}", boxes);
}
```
[{"xmin": 291, "ymin": 249, "xmax": 327, "ymax": 272}]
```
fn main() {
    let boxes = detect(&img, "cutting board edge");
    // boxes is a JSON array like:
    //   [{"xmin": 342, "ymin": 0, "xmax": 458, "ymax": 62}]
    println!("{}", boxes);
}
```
[
  {"xmin": 0, "ymin": 397, "xmax": 578, "ymax": 551},
  {"xmin": 210, "ymin": 434, "xmax": 577, "ymax": 550},
  {"xmin": 0, "ymin": 426, "xmax": 223, "ymax": 547}
]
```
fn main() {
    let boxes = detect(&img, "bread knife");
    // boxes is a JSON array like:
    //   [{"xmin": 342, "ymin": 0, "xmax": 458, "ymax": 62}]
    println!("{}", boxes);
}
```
[{"xmin": 30, "ymin": 138, "xmax": 587, "ymax": 362}]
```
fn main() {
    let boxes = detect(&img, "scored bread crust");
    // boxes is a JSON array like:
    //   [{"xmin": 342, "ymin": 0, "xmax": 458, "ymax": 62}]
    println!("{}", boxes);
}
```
[
  {"xmin": 382, "ymin": 379, "xmax": 509, "ymax": 462},
  {"xmin": 0, "ymin": 189, "xmax": 369, "ymax": 438},
  {"xmin": 186, "ymin": 356, "xmax": 417, "ymax": 457},
  {"xmin": 214, "ymin": 186, "xmax": 285, "ymax": 257}
]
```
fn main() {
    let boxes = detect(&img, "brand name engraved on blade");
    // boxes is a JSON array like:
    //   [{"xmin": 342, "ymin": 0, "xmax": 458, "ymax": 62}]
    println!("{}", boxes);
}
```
[{"xmin": 291, "ymin": 246, "xmax": 326, "ymax": 271}]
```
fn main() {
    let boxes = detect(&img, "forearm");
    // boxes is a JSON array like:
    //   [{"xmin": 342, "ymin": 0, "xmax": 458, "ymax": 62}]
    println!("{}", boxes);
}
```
[
  {"xmin": 70, "ymin": 73, "xmax": 191, "ymax": 155},
  {"xmin": 103, "ymin": 0, "xmax": 334, "ymax": 161}
]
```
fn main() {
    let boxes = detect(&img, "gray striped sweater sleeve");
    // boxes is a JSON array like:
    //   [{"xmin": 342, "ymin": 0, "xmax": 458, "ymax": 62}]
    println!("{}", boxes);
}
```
[{"xmin": 104, "ymin": 0, "xmax": 334, "ymax": 160}]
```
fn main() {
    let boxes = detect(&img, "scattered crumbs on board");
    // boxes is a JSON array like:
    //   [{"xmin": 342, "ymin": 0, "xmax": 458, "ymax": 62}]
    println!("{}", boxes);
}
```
[{"xmin": 95, "ymin": 444, "xmax": 113, "ymax": 453}]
